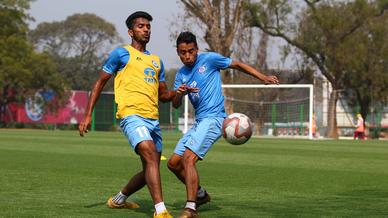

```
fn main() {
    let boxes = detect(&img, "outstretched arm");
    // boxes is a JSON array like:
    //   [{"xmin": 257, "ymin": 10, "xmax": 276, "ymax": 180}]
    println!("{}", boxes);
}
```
[
  {"xmin": 229, "ymin": 60, "xmax": 279, "ymax": 84},
  {"xmin": 78, "ymin": 70, "xmax": 112, "ymax": 136}
]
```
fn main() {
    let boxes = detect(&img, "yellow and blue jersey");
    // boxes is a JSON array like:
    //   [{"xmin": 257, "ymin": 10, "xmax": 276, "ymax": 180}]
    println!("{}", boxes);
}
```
[{"xmin": 102, "ymin": 45, "xmax": 165, "ymax": 119}]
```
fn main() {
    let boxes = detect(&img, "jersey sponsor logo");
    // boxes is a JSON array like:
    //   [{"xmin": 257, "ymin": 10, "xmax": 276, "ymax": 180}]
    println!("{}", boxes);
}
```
[
  {"xmin": 198, "ymin": 65, "xmax": 206, "ymax": 73},
  {"xmin": 144, "ymin": 68, "xmax": 157, "ymax": 83},
  {"xmin": 152, "ymin": 60, "xmax": 159, "ymax": 68},
  {"xmin": 189, "ymin": 81, "xmax": 200, "ymax": 100},
  {"xmin": 189, "ymin": 81, "xmax": 197, "ymax": 87}
]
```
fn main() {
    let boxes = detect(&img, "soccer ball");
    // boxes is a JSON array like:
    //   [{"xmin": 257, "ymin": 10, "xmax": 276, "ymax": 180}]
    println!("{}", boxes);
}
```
[{"xmin": 222, "ymin": 113, "xmax": 253, "ymax": 145}]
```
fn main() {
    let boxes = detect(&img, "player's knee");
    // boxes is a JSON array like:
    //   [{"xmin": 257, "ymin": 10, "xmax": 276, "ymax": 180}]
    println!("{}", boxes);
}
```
[
  {"xmin": 139, "ymin": 148, "xmax": 154, "ymax": 158},
  {"xmin": 168, "ymin": 157, "xmax": 183, "ymax": 172},
  {"xmin": 137, "ymin": 141, "xmax": 157, "ymax": 156},
  {"xmin": 138, "ymin": 149, "xmax": 159, "ymax": 165},
  {"xmin": 143, "ymin": 155, "xmax": 159, "ymax": 167},
  {"xmin": 167, "ymin": 159, "xmax": 177, "ymax": 171},
  {"xmin": 182, "ymin": 153, "xmax": 197, "ymax": 167}
]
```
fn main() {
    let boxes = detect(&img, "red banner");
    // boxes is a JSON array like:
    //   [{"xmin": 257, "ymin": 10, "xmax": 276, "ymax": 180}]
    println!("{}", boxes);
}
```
[{"xmin": 5, "ymin": 91, "xmax": 88, "ymax": 124}]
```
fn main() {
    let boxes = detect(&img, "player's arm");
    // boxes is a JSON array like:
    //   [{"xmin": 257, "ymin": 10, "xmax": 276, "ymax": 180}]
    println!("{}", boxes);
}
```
[
  {"xmin": 172, "ymin": 84, "xmax": 187, "ymax": 108},
  {"xmin": 229, "ymin": 60, "xmax": 279, "ymax": 84},
  {"xmin": 159, "ymin": 82, "xmax": 176, "ymax": 102},
  {"xmin": 78, "ymin": 70, "xmax": 112, "ymax": 136},
  {"xmin": 157, "ymin": 60, "xmax": 178, "ymax": 102}
]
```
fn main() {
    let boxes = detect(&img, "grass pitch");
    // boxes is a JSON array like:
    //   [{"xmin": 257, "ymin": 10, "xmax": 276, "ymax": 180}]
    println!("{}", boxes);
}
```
[{"xmin": 0, "ymin": 129, "xmax": 388, "ymax": 217}]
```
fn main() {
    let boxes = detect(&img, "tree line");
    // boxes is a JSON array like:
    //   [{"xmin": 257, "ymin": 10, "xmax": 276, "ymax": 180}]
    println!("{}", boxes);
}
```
[
  {"xmin": 177, "ymin": 0, "xmax": 387, "ymax": 138},
  {"xmin": 0, "ymin": 0, "xmax": 121, "ymax": 119},
  {"xmin": 1, "ymin": 0, "xmax": 387, "ymax": 138}
]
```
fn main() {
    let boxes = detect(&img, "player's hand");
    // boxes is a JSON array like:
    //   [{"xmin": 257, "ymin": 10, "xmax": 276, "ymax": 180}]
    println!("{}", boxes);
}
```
[
  {"xmin": 187, "ymin": 87, "xmax": 199, "ymax": 93},
  {"xmin": 264, "ymin": 76, "xmax": 279, "ymax": 85},
  {"xmin": 176, "ymin": 84, "xmax": 199, "ymax": 96},
  {"xmin": 176, "ymin": 84, "xmax": 186, "ymax": 96},
  {"xmin": 78, "ymin": 115, "xmax": 91, "ymax": 137}
]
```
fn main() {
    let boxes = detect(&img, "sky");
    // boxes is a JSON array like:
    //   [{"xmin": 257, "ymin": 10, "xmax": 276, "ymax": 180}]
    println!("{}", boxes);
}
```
[
  {"xmin": 29, "ymin": 0, "xmax": 289, "ymax": 70},
  {"xmin": 29, "ymin": 0, "xmax": 183, "ymax": 68}
]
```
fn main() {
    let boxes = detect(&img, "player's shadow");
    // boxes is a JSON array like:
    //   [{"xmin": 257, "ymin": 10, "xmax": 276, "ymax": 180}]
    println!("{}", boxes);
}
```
[
  {"xmin": 84, "ymin": 202, "xmax": 106, "ymax": 208},
  {"xmin": 82, "ymin": 200, "xmax": 163, "ymax": 217},
  {"xmin": 84, "ymin": 199, "xmax": 156, "ymax": 217},
  {"xmin": 199, "ymin": 203, "xmax": 243, "ymax": 218},
  {"xmin": 129, "ymin": 199, "xmax": 159, "ymax": 216},
  {"xmin": 84, "ymin": 199, "xmax": 225, "ymax": 217}
]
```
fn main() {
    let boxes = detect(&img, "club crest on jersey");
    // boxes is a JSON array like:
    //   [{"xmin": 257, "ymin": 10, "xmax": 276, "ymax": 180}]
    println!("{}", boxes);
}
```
[
  {"xmin": 198, "ymin": 65, "xmax": 206, "ymax": 73},
  {"xmin": 152, "ymin": 60, "xmax": 159, "ymax": 68},
  {"xmin": 144, "ymin": 68, "xmax": 156, "ymax": 83}
]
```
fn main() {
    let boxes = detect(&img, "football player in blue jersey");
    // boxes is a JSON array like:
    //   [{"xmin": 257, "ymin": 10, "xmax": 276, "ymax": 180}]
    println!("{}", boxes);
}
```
[{"xmin": 167, "ymin": 31, "xmax": 279, "ymax": 218}]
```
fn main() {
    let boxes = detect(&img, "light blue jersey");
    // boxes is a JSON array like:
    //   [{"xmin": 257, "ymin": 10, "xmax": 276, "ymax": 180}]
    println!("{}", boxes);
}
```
[
  {"xmin": 174, "ymin": 52, "xmax": 232, "ymax": 120},
  {"xmin": 173, "ymin": 52, "xmax": 232, "ymax": 159}
]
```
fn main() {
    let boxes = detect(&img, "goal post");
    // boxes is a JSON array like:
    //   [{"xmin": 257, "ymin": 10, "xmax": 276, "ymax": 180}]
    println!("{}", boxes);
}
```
[{"xmin": 182, "ymin": 84, "xmax": 314, "ymax": 139}]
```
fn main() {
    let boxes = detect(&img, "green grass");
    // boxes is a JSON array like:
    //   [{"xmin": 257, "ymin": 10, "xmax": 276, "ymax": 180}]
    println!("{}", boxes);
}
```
[{"xmin": 1, "ymin": 129, "xmax": 388, "ymax": 217}]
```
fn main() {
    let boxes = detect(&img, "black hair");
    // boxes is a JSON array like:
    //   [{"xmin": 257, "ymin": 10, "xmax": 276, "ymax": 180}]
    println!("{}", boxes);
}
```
[
  {"xmin": 126, "ymin": 11, "xmax": 153, "ymax": 29},
  {"xmin": 176, "ymin": 31, "xmax": 198, "ymax": 47}
]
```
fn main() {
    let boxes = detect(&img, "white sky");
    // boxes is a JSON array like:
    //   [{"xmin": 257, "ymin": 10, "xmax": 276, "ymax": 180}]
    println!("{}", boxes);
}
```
[{"xmin": 29, "ymin": 0, "xmax": 183, "ymax": 68}]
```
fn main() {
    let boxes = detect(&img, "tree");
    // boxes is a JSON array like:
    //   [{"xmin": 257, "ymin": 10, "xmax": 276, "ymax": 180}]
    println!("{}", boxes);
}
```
[
  {"xmin": 342, "ymin": 10, "xmax": 388, "ymax": 125},
  {"xmin": 175, "ymin": 0, "xmax": 247, "ymax": 83},
  {"xmin": 30, "ymin": 13, "xmax": 121, "ymax": 90},
  {"xmin": 0, "ymin": 0, "xmax": 31, "ymax": 84},
  {"xmin": 244, "ymin": 0, "xmax": 387, "ymax": 138},
  {"xmin": 178, "ymin": 0, "xmax": 243, "ymax": 56},
  {"xmin": 0, "ymin": 0, "xmax": 67, "ymax": 124}
]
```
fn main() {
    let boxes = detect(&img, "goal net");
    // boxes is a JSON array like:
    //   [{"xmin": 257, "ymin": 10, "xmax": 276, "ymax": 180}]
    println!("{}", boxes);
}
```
[{"xmin": 182, "ymin": 84, "xmax": 314, "ymax": 139}]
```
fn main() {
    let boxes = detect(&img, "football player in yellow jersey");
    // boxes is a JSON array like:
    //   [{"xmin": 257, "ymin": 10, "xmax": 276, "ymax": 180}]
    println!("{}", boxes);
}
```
[{"xmin": 78, "ymin": 11, "xmax": 187, "ymax": 218}]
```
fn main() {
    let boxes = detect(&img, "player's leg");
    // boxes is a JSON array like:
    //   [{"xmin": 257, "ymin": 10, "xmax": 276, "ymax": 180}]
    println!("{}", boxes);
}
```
[
  {"xmin": 182, "ymin": 148, "xmax": 200, "ymax": 212},
  {"xmin": 108, "ymin": 115, "xmax": 171, "ymax": 217},
  {"xmin": 107, "ymin": 171, "xmax": 145, "ymax": 209},
  {"xmin": 138, "ymin": 118, "xmax": 172, "ymax": 217},
  {"xmin": 168, "ymin": 153, "xmax": 210, "ymax": 208},
  {"xmin": 121, "ymin": 171, "xmax": 146, "ymax": 196},
  {"xmin": 168, "ymin": 125, "xmax": 211, "ymax": 208},
  {"xmin": 356, "ymin": 131, "xmax": 362, "ymax": 139},
  {"xmin": 137, "ymin": 140, "xmax": 164, "ymax": 203},
  {"xmin": 168, "ymin": 126, "xmax": 193, "ymax": 183},
  {"xmin": 361, "ymin": 132, "xmax": 366, "ymax": 140},
  {"xmin": 108, "ymin": 115, "xmax": 148, "ymax": 209},
  {"xmin": 178, "ymin": 117, "xmax": 223, "ymax": 217},
  {"xmin": 167, "ymin": 153, "xmax": 185, "ymax": 182}
]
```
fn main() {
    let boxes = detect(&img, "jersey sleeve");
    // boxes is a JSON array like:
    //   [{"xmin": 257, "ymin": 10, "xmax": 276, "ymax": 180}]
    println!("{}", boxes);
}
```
[
  {"xmin": 158, "ymin": 60, "xmax": 166, "ymax": 82},
  {"xmin": 208, "ymin": 52, "xmax": 232, "ymax": 70},
  {"xmin": 173, "ymin": 70, "xmax": 183, "ymax": 90},
  {"xmin": 102, "ymin": 47, "xmax": 128, "ymax": 74}
]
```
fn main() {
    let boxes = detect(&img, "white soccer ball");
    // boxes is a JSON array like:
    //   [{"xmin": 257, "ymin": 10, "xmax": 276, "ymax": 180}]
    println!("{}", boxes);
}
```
[{"xmin": 222, "ymin": 113, "xmax": 253, "ymax": 145}]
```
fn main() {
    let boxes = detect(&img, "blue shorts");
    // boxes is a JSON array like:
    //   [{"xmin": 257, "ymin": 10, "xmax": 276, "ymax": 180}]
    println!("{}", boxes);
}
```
[
  {"xmin": 174, "ymin": 117, "xmax": 224, "ymax": 159},
  {"xmin": 120, "ymin": 115, "xmax": 162, "ymax": 153}
]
